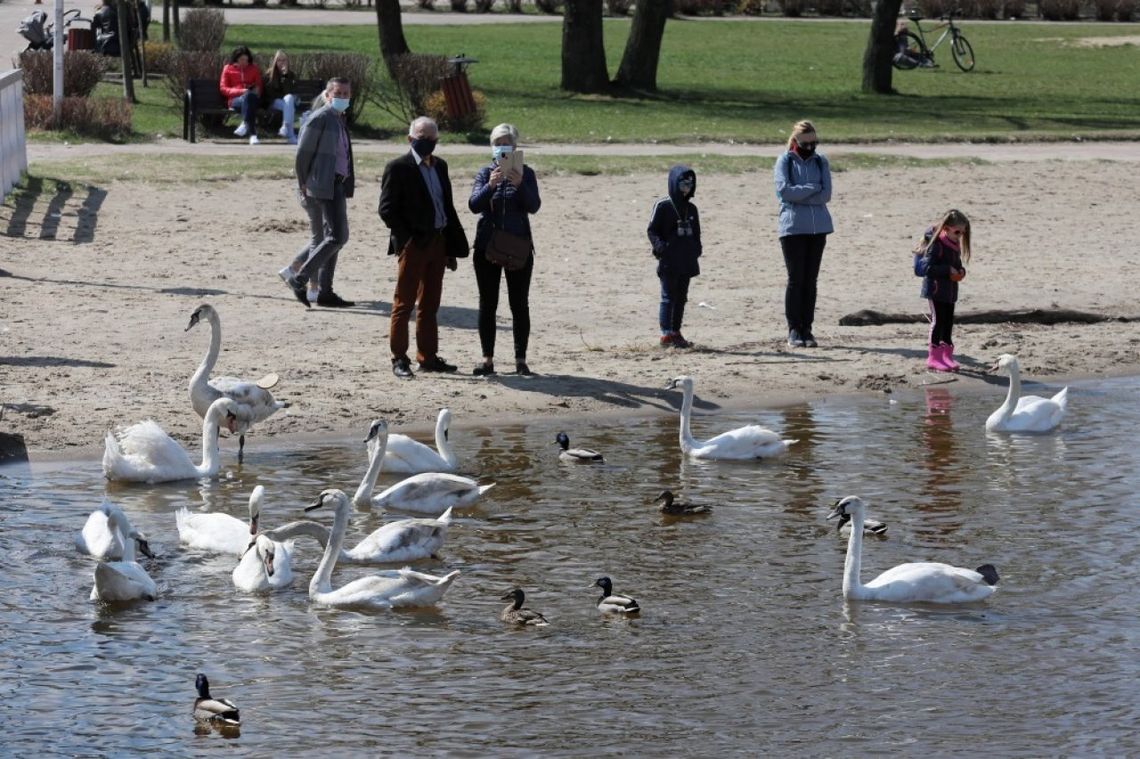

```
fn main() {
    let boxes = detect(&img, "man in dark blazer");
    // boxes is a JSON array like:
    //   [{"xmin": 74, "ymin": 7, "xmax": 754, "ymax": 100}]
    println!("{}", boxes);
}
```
[{"xmin": 379, "ymin": 116, "xmax": 469, "ymax": 379}]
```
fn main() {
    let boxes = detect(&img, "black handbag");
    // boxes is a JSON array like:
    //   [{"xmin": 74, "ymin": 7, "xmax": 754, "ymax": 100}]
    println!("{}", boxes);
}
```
[{"xmin": 483, "ymin": 182, "xmax": 530, "ymax": 270}]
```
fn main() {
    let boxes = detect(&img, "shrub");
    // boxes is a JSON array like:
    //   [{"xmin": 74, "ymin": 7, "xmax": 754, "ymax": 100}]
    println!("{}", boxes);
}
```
[
  {"xmin": 474, "ymin": 0, "xmax": 495, "ymax": 10},
  {"xmin": 1002, "ymin": 0, "xmax": 1026, "ymax": 17},
  {"xmin": 23, "ymin": 94, "xmax": 132, "ymax": 140},
  {"xmin": 962, "ymin": 0, "xmax": 1002, "ymax": 18},
  {"xmin": 534, "ymin": 0, "xmax": 563, "ymax": 12},
  {"xmin": 815, "ymin": 0, "xmax": 846, "ymax": 15},
  {"xmin": 915, "ymin": 0, "xmax": 950, "ymax": 17},
  {"xmin": 178, "ymin": 8, "xmax": 227, "ymax": 52},
  {"xmin": 606, "ymin": 0, "xmax": 633, "ymax": 14},
  {"xmin": 417, "ymin": 0, "xmax": 436, "ymax": 8},
  {"xmin": 143, "ymin": 41, "xmax": 176, "ymax": 75},
  {"xmin": 423, "ymin": 88, "xmax": 486, "ymax": 133},
  {"xmin": 450, "ymin": 0, "xmax": 468, "ymax": 10},
  {"xmin": 1037, "ymin": 0, "xmax": 1080, "ymax": 18},
  {"xmin": 292, "ymin": 52, "xmax": 374, "ymax": 126},
  {"xmin": 162, "ymin": 50, "xmax": 225, "ymax": 107},
  {"xmin": 1118, "ymin": 0, "xmax": 1136, "ymax": 20},
  {"xmin": 779, "ymin": 0, "xmax": 805, "ymax": 16},
  {"xmin": 16, "ymin": 51, "xmax": 109, "ymax": 97},
  {"xmin": 504, "ymin": 0, "xmax": 524, "ymax": 11},
  {"xmin": 736, "ymin": 0, "xmax": 766, "ymax": 15},
  {"xmin": 676, "ymin": 0, "xmax": 730, "ymax": 14},
  {"xmin": 369, "ymin": 53, "xmax": 451, "ymax": 128},
  {"xmin": 1092, "ymin": 0, "xmax": 1116, "ymax": 18}
]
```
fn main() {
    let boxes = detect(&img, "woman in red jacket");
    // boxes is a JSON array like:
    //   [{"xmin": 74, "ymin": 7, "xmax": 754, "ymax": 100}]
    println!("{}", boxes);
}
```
[{"xmin": 218, "ymin": 45, "xmax": 263, "ymax": 145}]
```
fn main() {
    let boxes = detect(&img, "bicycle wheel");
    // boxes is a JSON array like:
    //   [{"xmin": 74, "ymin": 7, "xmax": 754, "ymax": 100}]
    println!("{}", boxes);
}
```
[{"xmin": 952, "ymin": 35, "xmax": 975, "ymax": 72}]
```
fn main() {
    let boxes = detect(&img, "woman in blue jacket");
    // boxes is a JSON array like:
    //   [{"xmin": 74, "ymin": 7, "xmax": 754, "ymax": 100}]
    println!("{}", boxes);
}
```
[{"xmin": 774, "ymin": 120, "xmax": 833, "ymax": 348}]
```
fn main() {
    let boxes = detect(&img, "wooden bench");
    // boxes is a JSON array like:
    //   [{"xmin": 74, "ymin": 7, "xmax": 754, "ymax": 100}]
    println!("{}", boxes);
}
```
[{"xmin": 182, "ymin": 78, "xmax": 326, "ymax": 143}]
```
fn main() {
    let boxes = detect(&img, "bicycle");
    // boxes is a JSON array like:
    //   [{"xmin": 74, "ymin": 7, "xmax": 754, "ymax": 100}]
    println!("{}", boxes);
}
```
[{"xmin": 893, "ymin": 10, "xmax": 976, "ymax": 72}]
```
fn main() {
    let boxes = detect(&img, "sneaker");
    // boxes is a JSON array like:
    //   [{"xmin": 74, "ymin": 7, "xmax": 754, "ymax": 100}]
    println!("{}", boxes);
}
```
[
  {"xmin": 659, "ymin": 334, "xmax": 675, "ymax": 348},
  {"xmin": 307, "ymin": 287, "xmax": 320, "ymax": 304},
  {"xmin": 392, "ymin": 357, "xmax": 415, "ymax": 380},
  {"xmin": 234, "ymin": 123, "xmax": 249, "ymax": 138},
  {"xmin": 277, "ymin": 126, "xmax": 289, "ymax": 138},
  {"xmin": 671, "ymin": 332, "xmax": 692, "ymax": 349},
  {"xmin": 803, "ymin": 331, "xmax": 818, "ymax": 348},
  {"xmin": 419, "ymin": 356, "xmax": 458, "ymax": 373},
  {"xmin": 316, "ymin": 292, "xmax": 355, "ymax": 308},
  {"xmin": 278, "ymin": 266, "xmax": 295, "ymax": 285},
  {"xmin": 473, "ymin": 362, "xmax": 496, "ymax": 377},
  {"xmin": 249, "ymin": 135, "xmax": 260, "ymax": 146},
  {"xmin": 787, "ymin": 329, "xmax": 806, "ymax": 348}
]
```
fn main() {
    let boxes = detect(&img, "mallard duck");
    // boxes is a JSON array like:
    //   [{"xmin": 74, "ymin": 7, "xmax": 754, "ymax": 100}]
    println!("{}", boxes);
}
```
[
  {"xmin": 555, "ymin": 432, "xmax": 604, "ymax": 463},
  {"xmin": 653, "ymin": 489, "xmax": 712, "ymax": 516},
  {"xmin": 193, "ymin": 673, "xmax": 240, "ymax": 725},
  {"xmin": 382, "ymin": 410, "xmax": 459, "ymax": 474},
  {"xmin": 986, "ymin": 354, "xmax": 1068, "ymax": 433},
  {"xmin": 833, "ymin": 510, "xmax": 887, "ymax": 536},
  {"xmin": 76, "ymin": 500, "xmax": 153, "ymax": 561},
  {"xmin": 594, "ymin": 576, "xmax": 640, "ymax": 614},
  {"xmin": 500, "ymin": 588, "xmax": 549, "ymax": 627},
  {"xmin": 827, "ymin": 496, "xmax": 998, "ymax": 604},
  {"xmin": 303, "ymin": 489, "xmax": 460, "ymax": 609},
  {"xmin": 102, "ymin": 397, "xmax": 239, "ymax": 483},
  {"xmin": 89, "ymin": 507, "xmax": 157, "ymax": 603},
  {"xmin": 186, "ymin": 303, "xmax": 285, "ymax": 462},
  {"xmin": 665, "ymin": 376, "xmax": 794, "ymax": 460}
]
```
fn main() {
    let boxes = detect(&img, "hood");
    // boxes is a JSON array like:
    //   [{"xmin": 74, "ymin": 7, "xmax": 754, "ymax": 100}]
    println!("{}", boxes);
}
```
[{"xmin": 668, "ymin": 165, "xmax": 696, "ymax": 206}]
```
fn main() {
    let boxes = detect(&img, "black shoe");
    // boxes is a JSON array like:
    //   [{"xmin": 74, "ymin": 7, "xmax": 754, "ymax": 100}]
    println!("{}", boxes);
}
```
[
  {"xmin": 473, "ymin": 363, "xmax": 496, "ymax": 376},
  {"xmin": 317, "ymin": 292, "xmax": 355, "ymax": 308},
  {"xmin": 787, "ymin": 329, "xmax": 806, "ymax": 348},
  {"xmin": 392, "ymin": 357, "xmax": 415, "ymax": 379},
  {"xmin": 418, "ymin": 356, "xmax": 457, "ymax": 373},
  {"xmin": 803, "ymin": 331, "xmax": 818, "ymax": 348},
  {"xmin": 515, "ymin": 361, "xmax": 533, "ymax": 376}
]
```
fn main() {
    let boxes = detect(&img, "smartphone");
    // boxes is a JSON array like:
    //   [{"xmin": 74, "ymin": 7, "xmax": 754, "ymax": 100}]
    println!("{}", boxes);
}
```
[{"xmin": 497, "ymin": 148, "xmax": 523, "ymax": 175}]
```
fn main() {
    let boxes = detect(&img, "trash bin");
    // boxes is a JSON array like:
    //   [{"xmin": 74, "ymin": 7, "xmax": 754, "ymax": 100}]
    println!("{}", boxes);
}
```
[
  {"xmin": 68, "ymin": 26, "xmax": 95, "ymax": 51},
  {"xmin": 441, "ymin": 55, "xmax": 478, "ymax": 121}
]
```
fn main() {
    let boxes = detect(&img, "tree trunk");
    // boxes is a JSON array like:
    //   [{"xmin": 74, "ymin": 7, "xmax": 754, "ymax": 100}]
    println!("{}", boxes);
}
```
[
  {"xmin": 161, "ymin": 0, "xmax": 170, "ymax": 42},
  {"xmin": 375, "ymin": 0, "xmax": 410, "ymax": 79},
  {"xmin": 116, "ymin": 0, "xmax": 136, "ymax": 103},
  {"xmin": 861, "ymin": 0, "xmax": 903, "ymax": 94},
  {"xmin": 613, "ymin": 0, "xmax": 670, "ymax": 91},
  {"xmin": 561, "ymin": 0, "xmax": 609, "ymax": 93},
  {"xmin": 172, "ymin": 0, "xmax": 180, "ymax": 42},
  {"xmin": 135, "ymin": 1, "xmax": 148, "ymax": 88}
]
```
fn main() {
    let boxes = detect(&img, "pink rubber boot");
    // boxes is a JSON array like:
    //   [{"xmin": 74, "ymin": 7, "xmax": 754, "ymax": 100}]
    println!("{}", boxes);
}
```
[
  {"xmin": 942, "ymin": 344, "xmax": 960, "ymax": 371},
  {"xmin": 926, "ymin": 344, "xmax": 952, "ymax": 372}
]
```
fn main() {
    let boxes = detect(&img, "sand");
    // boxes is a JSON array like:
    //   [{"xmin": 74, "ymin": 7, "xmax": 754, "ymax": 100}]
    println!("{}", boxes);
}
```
[{"xmin": 3, "ymin": 147, "xmax": 1139, "ymax": 458}]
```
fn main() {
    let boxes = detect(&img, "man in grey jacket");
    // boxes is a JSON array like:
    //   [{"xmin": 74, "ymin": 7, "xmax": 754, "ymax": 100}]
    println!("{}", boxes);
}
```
[{"xmin": 279, "ymin": 77, "xmax": 356, "ymax": 308}]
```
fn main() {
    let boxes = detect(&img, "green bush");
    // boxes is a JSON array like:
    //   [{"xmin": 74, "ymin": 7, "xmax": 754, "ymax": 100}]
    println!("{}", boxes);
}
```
[
  {"xmin": 24, "ymin": 94, "xmax": 132, "ymax": 140},
  {"xmin": 17, "ymin": 51, "xmax": 110, "ymax": 97}
]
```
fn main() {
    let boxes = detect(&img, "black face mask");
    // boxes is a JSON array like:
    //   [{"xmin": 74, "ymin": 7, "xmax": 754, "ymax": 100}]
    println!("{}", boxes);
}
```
[
  {"xmin": 796, "ymin": 143, "xmax": 817, "ymax": 158},
  {"xmin": 412, "ymin": 137, "xmax": 437, "ymax": 157}
]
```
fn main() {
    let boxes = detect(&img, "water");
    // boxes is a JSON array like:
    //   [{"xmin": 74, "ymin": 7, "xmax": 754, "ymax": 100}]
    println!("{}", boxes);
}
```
[{"xmin": 2, "ymin": 376, "xmax": 1139, "ymax": 756}]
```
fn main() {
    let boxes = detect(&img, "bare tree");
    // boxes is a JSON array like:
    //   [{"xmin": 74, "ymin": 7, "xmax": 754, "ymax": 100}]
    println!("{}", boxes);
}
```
[
  {"xmin": 375, "ymin": 0, "xmax": 411, "ymax": 79},
  {"xmin": 561, "ymin": 0, "xmax": 609, "ymax": 93},
  {"xmin": 116, "ymin": 0, "xmax": 136, "ymax": 102},
  {"xmin": 613, "ymin": 0, "xmax": 670, "ymax": 91},
  {"xmin": 862, "ymin": 0, "xmax": 903, "ymax": 94}
]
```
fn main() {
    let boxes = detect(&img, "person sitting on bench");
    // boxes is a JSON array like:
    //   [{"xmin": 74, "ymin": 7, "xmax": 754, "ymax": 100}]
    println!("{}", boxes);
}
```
[{"xmin": 219, "ymin": 45, "xmax": 263, "ymax": 145}]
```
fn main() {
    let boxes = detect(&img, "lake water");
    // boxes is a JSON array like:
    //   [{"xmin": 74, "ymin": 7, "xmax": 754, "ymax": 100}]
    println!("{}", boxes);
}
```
[{"xmin": 2, "ymin": 375, "xmax": 1139, "ymax": 756}]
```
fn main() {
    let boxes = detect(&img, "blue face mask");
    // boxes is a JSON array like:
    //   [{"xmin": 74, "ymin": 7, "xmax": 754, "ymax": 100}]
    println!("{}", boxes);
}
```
[
  {"xmin": 412, "ymin": 137, "xmax": 437, "ymax": 157},
  {"xmin": 492, "ymin": 145, "xmax": 513, "ymax": 160},
  {"xmin": 329, "ymin": 97, "xmax": 350, "ymax": 113}
]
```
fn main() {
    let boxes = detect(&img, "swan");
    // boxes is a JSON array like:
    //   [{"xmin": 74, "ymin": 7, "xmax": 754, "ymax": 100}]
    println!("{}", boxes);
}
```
[
  {"xmin": 103, "ymin": 397, "xmax": 239, "ymax": 484},
  {"xmin": 303, "ymin": 489, "xmax": 461, "ymax": 609},
  {"xmin": 664, "ymin": 376, "xmax": 795, "ymax": 460},
  {"xmin": 90, "ymin": 507, "xmax": 157, "ymax": 602},
  {"xmin": 186, "ymin": 303, "xmax": 286, "ymax": 462},
  {"xmin": 194, "ymin": 674, "xmax": 240, "ymax": 726},
  {"xmin": 232, "ymin": 533, "xmax": 295, "ymax": 593},
  {"xmin": 555, "ymin": 432, "xmax": 604, "ymax": 463},
  {"xmin": 176, "ymin": 484, "xmax": 261, "ymax": 555},
  {"xmin": 827, "ymin": 496, "xmax": 999, "ymax": 604},
  {"xmin": 261, "ymin": 507, "xmax": 448, "ymax": 566},
  {"xmin": 76, "ymin": 500, "xmax": 154, "ymax": 560},
  {"xmin": 382, "ymin": 411, "xmax": 458, "ymax": 474},
  {"xmin": 985, "ymin": 354, "xmax": 1069, "ymax": 433},
  {"xmin": 353, "ymin": 420, "xmax": 493, "ymax": 515},
  {"xmin": 593, "ymin": 576, "xmax": 640, "ymax": 614},
  {"xmin": 653, "ymin": 489, "xmax": 712, "ymax": 516},
  {"xmin": 500, "ymin": 588, "xmax": 549, "ymax": 626}
]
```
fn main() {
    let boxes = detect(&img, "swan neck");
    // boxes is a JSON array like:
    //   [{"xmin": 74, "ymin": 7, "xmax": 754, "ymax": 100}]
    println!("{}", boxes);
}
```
[
  {"xmin": 311, "ymin": 498, "xmax": 349, "ymax": 595},
  {"xmin": 678, "ymin": 383, "xmax": 696, "ymax": 451},
  {"xmin": 353, "ymin": 435, "xmax": 387, "ymax": 507},
  {"xmin": 198, "ymin": 412, "xmax": 222, "ymax": 476},
  {"xmin": 191, "ymin": 314, "xmax": 222, "ymax": 388},
  {"xmin": 843, "ymin": 509, "xmax": 864, "ymax": 599},
  {"xmin": 111, "ymin": 510, "xmax": 135, "ymax": 562},
  {"xmin": 436, "ymin": 415, "xmax": 456, "ymax": 467},
  {"xmin": 1004, "ymin": 364, "xmax": 1022, "ymax": 410}
]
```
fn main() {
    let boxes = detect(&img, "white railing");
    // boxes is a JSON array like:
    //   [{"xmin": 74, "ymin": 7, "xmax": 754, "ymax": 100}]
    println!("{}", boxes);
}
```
[{"xmin": 0, "ymin": 69, "xmax": 28, "ymax": 199}]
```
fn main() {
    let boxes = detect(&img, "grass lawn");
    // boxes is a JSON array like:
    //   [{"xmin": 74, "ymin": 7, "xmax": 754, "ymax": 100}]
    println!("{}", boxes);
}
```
[{"xmin": 77, "ymin": 18, "xmax": 1140, "ymax": 143}]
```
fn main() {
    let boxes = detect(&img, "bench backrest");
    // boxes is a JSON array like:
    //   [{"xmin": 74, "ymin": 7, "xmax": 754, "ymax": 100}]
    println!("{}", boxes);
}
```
[{"xmin": 186, "ymin": 78, "xmax": 226, "ymax": 110}]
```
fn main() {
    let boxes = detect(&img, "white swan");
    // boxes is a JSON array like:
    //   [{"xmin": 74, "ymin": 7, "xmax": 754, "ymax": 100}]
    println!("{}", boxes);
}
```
[
  {"xmin": 176, "ymin": 483, "xmax": 261, "ymax": 555},
  {"xmin": 353, "ymin": 420, "xmax": 493, "ymax": 515},
  {"xmin": 103, "ymin": 397, "xmax": 239, "ymax": 484},
  {"xmin": 986, "ymin": 354, "xmax": 1069, "ymax": 433},
  {"xmin": 555, "ymin": 431, "xmax": 605, "ymax": 463},
  {"xmin": 186, "ymin": 303, "xmax": 285, "ymax": 461},
  {"xmin": 593, "ymin": 576, "xmax": 640, "ymax": 614},
  {"xmin": 303, "ymin": 489, "xmax": 461, "ymax": 609},
  {"xmin": 76, "ymin": 500, "xmax": 154, "ymax": 560},
  {"xmin": 827, "ymin": 496, "xmax": 999, "ymax": 604},
  {"xmin": 260, "ymin": 507, "xmax": 448, "ymax": 566},
  {"xmin": 194, "ymin": 674, "xmax": 240, "ymax": 726},
  {"xmin": 382, "ymin": 411, "xmax": 458, "ymax": 473},
  {"xmin": 90, "ymin": 507, "xmax": 157, "ymax": 602},
  {"xmin": 232, "ymin": 533, "xmax": 295, "ymax": 593},
  {"xmin": 665, "ymin": 376, "xmax": 795, "ymax": 460}
]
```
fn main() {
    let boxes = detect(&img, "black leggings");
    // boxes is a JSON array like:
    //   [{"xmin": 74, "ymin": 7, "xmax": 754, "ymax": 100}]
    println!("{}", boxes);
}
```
[
  {"xmin": 780, "ymin": 233, "xmax": 827, "ymax": 334},
  {"xmin": 473, "ymin": 246, "xmax": 533, "ymax": 361},
  {"xmin": 928, "ymin": 299, "xmax": 955, "ymax": 345}
]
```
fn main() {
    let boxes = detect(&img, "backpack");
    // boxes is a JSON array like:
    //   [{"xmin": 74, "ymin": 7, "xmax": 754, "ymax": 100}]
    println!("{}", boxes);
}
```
[{"xmin": 913, "ymin": 227, "xmax": 935, "ymax": 276}]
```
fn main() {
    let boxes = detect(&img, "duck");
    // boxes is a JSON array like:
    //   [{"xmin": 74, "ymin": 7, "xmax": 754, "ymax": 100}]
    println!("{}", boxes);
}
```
[
  {"xmin": 555, "ymin": 431, "xmax": 604, "ymax": 463},
  {"xmin": 176, "ymin": 484, "xmax": 261, "ymax": 556},
  {"xmin": 353, "ymin": 419, "xmax": 494, "ymax": 516},
  {"xmin": 303, "ymin": 489, "xmax": 460, "ymax": 610},
  {"xmin": 833, "ymin": 510, "xmax": 887, "ymax": 536},
  {"xmin": 90, "ymin": 507, "xmax": 157, "ymax": 602},
  {"xmin": 232, "ymin": 533, "xmax": 295, "ymax": 593},
  {"xmin": 193, "ymin": 673, "xmax": 240, "ymax": 726},
  {"xmin": 985, "ymin": 354, "xmax": 1068, "ymax": 433},
  {"xmin": 664, "ymin": 376, "xmax": 795, "ymax": 460},
  {"xmin": 76, "ymin": 500, "xmax": 153, "ymax": 561},
  {"xmin": 186, "ymin": 303, "xmax": 286, "ymax": 462},
  {"xmin": 593, "ymin": 576, "xmax": 640, "ymax": 614},
  {"xmin": 827, "ymin": 496, "xmax": 999, "ymax": 604},
  {"xmin": 102, "ymin": 397, "xmax": 239, "ymax": 484},
  {"xmin": 500, "ymin": 588, "xmax": 549, "ymax": 627},
  {"xmin": 382, "ymin": 410, "xmax": 458, "ymax": 474},
  {"xmin": 653, "ymin": 489, "xmax": 712, "ymax": 516}
]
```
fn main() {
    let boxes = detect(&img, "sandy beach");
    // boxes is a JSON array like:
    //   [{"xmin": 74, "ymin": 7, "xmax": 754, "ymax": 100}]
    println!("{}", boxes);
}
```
[{"xmin": 3, "ymin": 146, "xmax": 1139, "ymax": 458}]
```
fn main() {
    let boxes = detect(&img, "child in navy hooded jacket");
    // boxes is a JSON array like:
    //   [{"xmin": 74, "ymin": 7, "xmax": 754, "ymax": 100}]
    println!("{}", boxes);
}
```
[{"xmin": 647, "ymin": 165, "xmax": 701, "ymax": 348}]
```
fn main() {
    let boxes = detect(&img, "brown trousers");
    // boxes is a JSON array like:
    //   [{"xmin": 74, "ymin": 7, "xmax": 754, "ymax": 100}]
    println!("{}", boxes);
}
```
[{"xmin": 390, "ymin": 232, "xmax": 447, "ymax": 363}]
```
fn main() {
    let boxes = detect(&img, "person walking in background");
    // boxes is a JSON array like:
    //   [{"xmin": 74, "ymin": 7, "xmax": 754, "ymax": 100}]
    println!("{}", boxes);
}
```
[
  {"xmin": 280, "ymin": 77, "xmax": 357, "ymax": 309},
  {"xmin": 219, "ymin": 46, "xmax": 263, "ymax": 145},
  {"xmin": 468, "ymin": 123, "xmax": 541, "ymax": 376},
  {"xmin": 279, "ymin": 93, "xmax": 330, "ymax": 307},
  {"xmin": 263, "ymin": 50, "xmax": 300, "ymax": 144},
  {"xmin": 647, "ymin": 164, "xmax": 701, "ymax": 349},
  {"xmin": 379, "ymin": 116, "xmax": 469, "ymax": 380},
  {"xmin": 774, "ymin": 120, "xmax": 833, "ymax": 348},
  {"xmin": 914, "ymin": 208, "xmax": 971, "ymax": 372}
]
